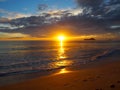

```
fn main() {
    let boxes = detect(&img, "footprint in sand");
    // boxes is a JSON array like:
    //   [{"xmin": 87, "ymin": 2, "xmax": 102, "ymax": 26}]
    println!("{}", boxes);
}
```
[
  {"xmin": 64, "ymin": 83, "xmax": 69, "ymax": 86},
  {"xmin": 83, "ymin": 77, "xmax": 95, "ymax": 82},
  {"xmin": 83, "ymin": 75, "xmax": 102, "ymax": 82},
  {"xmin": 83, "ymin": 79, "xmax": 88, "ymax": 82}
]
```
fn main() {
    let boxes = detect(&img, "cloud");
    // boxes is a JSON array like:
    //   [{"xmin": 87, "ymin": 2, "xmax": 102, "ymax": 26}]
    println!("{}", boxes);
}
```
[
  {"xmin": 0, "ymin": 8, "xmax": 118, "ymax": 37},
  {"xmin": 0, "ymin": 1, "xmax": 120, "ymax": 40},
  {"xmin": 0, "ymin": 9, "xmax": 31, "ymax": 19},
  {"xmin": 75, "ymin": 0, "xmax": 103, "ymax": 8},
  {"xmin": 0, "ymin": 32, "xmax": 29, "ymax": 38},
  {"xmin": 0, "ymin": 23, "xmax": 25, "ymax": 30},
  {"xmin": 9, "ymin": 13, "xmax": 31, "ymax": 19},
  {"xmin": 38, "ymin": 4, "xmax": 48, "ymax": 11},
  {"xmin": 104, "ymin": 3, "xmax": 120, "ymax": 19},
  {"xmin": 0, "ymin": 17, "xmax": 9, "ymax": 22},
  {"xmin": 75, "ymin": 0, "xmax": 120, "ymax": 19},
  {"xmin": 110, "ymin": 25, "xmax": 120, "ymax": 29},
  {"xmin": 40, "ymin": 8, "xmax": 83, "ymax": 19}
]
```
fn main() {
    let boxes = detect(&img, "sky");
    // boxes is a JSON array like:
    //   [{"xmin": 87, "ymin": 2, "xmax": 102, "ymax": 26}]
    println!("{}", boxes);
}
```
[
  {"xmin": 0, "ymin": 0, "xmax": 120, "ymax": 41},
  {"xmin": 0, "ymin": 0, "xmax": 76, "ymax": 17}
]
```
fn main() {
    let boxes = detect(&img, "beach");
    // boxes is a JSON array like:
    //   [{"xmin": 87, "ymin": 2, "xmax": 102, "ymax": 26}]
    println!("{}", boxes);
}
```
[
  {"xmin": 0, "ymin": 51, "xmax": 120, "ymax": 90},
  {"xmin": 0, "ymin": 0, "xmax": 120, "ymax": 89}
]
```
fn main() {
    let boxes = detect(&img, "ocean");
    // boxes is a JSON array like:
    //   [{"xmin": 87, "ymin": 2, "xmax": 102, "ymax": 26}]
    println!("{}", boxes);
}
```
[{"xmin": 0, "ymin": 41, "xmax": 120, "ymax": 85}]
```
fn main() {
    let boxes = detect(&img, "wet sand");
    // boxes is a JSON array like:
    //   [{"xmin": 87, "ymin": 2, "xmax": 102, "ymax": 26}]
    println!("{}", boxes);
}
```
[{"xmin": 0, "ymin": 55, "xmax": 120, "ymax": 90}]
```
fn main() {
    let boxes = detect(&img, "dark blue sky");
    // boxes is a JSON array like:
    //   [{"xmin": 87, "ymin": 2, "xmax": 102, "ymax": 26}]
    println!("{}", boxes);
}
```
[{"xmin": 0, "ymin": 0, "xmax": 76, "ymax": 14}]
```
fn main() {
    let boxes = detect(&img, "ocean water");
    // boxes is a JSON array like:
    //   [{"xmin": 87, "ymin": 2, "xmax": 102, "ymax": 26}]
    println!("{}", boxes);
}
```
[{"xmin": 0, "ymin": 41, "xmax": 120, "ymax": 85}]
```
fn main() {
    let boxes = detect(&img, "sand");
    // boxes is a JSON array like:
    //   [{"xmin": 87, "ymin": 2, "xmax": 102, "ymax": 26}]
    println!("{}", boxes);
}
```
[{"xmin": 0, "ymin": 55, "xmax": 120, "ymax": 90}]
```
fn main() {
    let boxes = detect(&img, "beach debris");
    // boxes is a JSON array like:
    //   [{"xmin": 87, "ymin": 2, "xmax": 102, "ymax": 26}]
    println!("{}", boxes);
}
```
[
  {"xmin": 96, "ymin": 76, "xmax": 101, "ymax": 78},
  {"xmin": 63, "ymin": 83, "xmax": 69, "ymax": 86},
  {"xmin": 83, "ymin": 79, "xmax": 88, "ymax": 82},
  {"xmin": 117, "ymin": 80, "xmax": 120, "ymax": 83},
  {"xmin": 110, "ymin": 84, "xmax": 115, "ymax": 88}
]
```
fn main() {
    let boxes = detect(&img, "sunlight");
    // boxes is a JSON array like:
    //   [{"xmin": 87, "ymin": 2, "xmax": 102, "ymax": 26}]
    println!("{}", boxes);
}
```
[
  {"xmin": 53, "ymin": 34, "xmax": 72, "ymax": 74},
  {"xmin": 55, "ymin": 68, "xmax": 71, "ymax": 75},
  {"xmin": 57, "ymin": 35, "xmax": 66, "ymax": 59},
  {"xmin": 58, "ymin": 35, "xmax": 65, "ymax": 48},
  {"xmin": 58, "ymin": 36, "xmax": 65, "ymax": 41},
  {"xmin": 59, "ymin": 68, "xmax": 68, "ymax": 74},
  {"xmin": 59, "ymin": 45, "xmax": 65, "ymax": 59}
]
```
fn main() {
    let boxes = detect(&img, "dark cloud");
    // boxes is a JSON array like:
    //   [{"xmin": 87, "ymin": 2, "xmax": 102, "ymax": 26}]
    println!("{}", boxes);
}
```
[
  {"xmin": 38, "ymin": 4, "xmax": 48, "ymax": 11},
  {"xmin": 75, "ymin": 0, "xmax": 120, "ymax": 19},
  {"xmin": 76, "ymin": 0, "xmax": 103, "ymax": 8},
  {"xmin": 0, "ymin": 17, "xmax": 9, "ymax": 23},
  {"xmin": 109, "ymin": 0, "xmax": 120, "ymax": 4}
]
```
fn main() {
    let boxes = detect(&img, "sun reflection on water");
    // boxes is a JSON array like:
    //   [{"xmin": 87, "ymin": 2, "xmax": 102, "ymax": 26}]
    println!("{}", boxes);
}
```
[
  {"xmin": 59, "ymin": 40, "xmax": 66, "ymax": 59},
  {"xmin": 54, "ymin": 35, "xmax": 72, "ymax": 74},
  {"xmin": 57, "ymin": 68, "xmax": 70, "ymax": 74}
]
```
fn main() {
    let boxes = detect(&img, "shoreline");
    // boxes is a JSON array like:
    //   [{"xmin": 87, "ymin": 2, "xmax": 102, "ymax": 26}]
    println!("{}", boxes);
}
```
[
  {"xmin": 0, "ymin": 52, "xmax": 120, "ymax": 90},
  {"xmin": 0, "ymin": 49, "xmax": 119, "ymax": 87}
]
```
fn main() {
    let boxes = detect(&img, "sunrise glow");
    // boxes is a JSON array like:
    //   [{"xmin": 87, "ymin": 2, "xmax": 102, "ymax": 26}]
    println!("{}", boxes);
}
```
[{"xmin": 58, "ymin": 36, "xmax": 65, "ymax": 41}]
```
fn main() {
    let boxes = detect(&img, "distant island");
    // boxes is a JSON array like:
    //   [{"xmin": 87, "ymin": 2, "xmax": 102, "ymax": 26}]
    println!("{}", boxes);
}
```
[{"xmin": 84, "ymin": 38, "xmax": 96, "ymax": 40}]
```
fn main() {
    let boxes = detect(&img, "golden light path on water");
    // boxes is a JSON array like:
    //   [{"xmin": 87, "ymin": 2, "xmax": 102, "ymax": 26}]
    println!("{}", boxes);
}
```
[
  {"xmin": 55, "ymin": 35, "xmax": 72, "ymax": 74},
  {"xmin": 59, "ymin": 36, "xmax": 65, "ymax": 59}
]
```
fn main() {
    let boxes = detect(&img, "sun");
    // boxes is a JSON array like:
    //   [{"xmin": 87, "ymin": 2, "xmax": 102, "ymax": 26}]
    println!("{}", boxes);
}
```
[{"xmin": 58, "ymin": 36, "xmax": 65, "ymax": 41}]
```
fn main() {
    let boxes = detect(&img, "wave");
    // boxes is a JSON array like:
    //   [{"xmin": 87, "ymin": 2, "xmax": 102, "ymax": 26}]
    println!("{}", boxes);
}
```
[
  {"xmin": 1, "ymin": 48, "xmax": 120, "ymax": 77},
  {"xmin": 91, "ymin": 49, "xmax": 120, "ymax": 61},
  {"xmin": 0, "ymin": 66, "xmax": 66, "ymax": 77}
]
